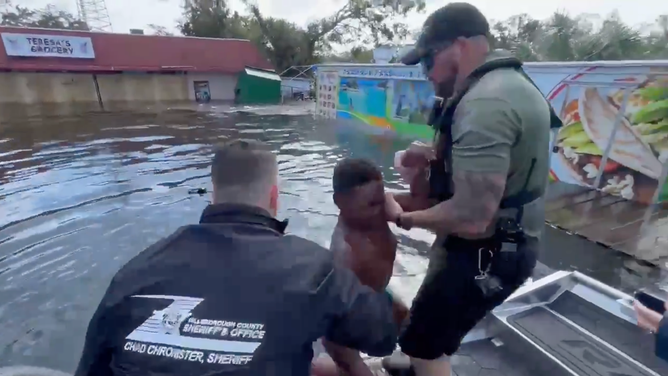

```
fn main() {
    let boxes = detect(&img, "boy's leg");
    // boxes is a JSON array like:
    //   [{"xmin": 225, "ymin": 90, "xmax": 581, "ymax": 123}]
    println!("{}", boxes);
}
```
[
  {"xmin": 410, "ymin": 355, "xmax": 451, "ymax": 376},
  {"xmin": 323, "ymin": 338, "xmax": 375, "ymax": 376},
  {"xmin": 386, "ymin": 287, "xmax": 410, "ymax": 328},
  {"xmin": 311, "ymin": 353, "xmax": 340, "ymax": 376}
]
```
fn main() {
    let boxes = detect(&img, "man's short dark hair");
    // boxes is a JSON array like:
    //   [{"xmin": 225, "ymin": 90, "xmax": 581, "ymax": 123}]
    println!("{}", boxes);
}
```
[
  {"xmin": 211, "ymin": 139, "xmax": 277, "ymax": 202},
  {"xmin": 333, "ymin": 158, "xmax": 382, "ymax": 195}
]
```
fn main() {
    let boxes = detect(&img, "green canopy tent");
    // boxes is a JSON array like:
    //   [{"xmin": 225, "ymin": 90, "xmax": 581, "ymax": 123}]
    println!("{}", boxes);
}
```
[{"xmin": 235, "ymin": 67, "xmax": 282, "ymax": 105}]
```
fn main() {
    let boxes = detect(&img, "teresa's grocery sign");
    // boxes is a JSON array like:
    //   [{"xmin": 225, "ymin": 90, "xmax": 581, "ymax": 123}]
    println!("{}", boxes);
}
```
[{"xmin": 1, "ymin": 32, "xmax": 95, "ymax": 59}]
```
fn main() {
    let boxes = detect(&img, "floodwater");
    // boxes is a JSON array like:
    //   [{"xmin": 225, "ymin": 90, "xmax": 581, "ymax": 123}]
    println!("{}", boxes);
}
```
[{"xmin": 0, "ymin": 104, "xmax": 664, "ymax": 372}]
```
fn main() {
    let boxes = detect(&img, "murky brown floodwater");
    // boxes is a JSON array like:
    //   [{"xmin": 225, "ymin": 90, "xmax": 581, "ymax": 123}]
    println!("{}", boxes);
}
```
[{"xmin": 0, "ymin": 104, "xmax": 664, "ymax": 372}]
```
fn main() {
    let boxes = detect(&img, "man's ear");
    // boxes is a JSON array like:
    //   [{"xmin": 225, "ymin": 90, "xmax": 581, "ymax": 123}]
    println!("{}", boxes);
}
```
[{"xmin": 269, "ymin": 184, "xmax": 279, "ymax": 216}]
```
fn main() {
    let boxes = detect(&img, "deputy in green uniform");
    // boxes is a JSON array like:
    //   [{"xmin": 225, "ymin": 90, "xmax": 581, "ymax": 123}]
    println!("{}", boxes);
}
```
[{"xmin": 385, "ymin": 3, "xmax": 556, "ymax": 375}]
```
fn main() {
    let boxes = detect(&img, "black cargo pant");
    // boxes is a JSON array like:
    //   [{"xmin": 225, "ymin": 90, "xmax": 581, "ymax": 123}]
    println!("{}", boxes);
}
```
[{"xmin": 399, "ymin": 235, "xmax": 537, "ymax": 360}]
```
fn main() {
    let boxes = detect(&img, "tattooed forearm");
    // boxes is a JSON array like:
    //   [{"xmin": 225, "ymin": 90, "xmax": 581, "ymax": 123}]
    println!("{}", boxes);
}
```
[
  {"xmin": 405, "ymin": 170, "xmax": 507, "ymax": 236},
  {"xmin": 448, "ymin": 170, "xmax": 506, "ymax": 234}
]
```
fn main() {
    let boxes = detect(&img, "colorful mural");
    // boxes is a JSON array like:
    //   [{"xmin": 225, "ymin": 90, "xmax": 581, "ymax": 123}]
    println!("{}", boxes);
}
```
[
  {"xmin": 338, "ymin": 78, "xmax": 389, "ymax": 126},
  {"xmin": 333, "ymin": 77, "xmax": 435, "ymax": 139},
  {"xmin": 315, "ymin": 62, "xmax": 668, "ymax": 204},
  {"xmin": 548, "ymin": 68, "xmax": 668, "ymax": 204},
  {"xmin": 390, "ymin": 80, "xmax": 433, "ymax": 126}
]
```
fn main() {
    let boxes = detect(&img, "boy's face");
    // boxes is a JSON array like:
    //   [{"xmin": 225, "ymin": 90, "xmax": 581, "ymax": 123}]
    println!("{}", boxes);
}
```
[{"xmin": 336, "ymin": 179, "xmax": 386, "ymax": 224}]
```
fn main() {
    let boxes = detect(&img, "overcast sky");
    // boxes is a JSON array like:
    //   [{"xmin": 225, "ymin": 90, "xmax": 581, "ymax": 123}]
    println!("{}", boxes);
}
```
[{"xmin": 16, "ymin": 0, "xmax": 668, "ymax": 41}]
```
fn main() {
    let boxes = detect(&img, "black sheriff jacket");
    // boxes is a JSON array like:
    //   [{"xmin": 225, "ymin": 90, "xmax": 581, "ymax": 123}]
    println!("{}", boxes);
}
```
[{"xmin": 74, "ymin": 203, "xmax": 398, "ymax": 376}]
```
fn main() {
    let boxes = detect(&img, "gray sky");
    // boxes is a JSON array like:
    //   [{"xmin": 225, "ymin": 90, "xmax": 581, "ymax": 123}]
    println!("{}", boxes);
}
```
[{"xmin": 15, "ymin": 0, "xmax": 668, "ymax": 40}]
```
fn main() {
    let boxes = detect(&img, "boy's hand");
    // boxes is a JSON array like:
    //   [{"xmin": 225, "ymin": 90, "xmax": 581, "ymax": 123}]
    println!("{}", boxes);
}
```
[
  {"xmin": 634, "ymin": 301, "xmax": 663, "ymax": 333},
  {"xmin": 402, "ymin": 142, "xmax": 434, "ymax": 169},
  {"xmin": 384, "ymin": 193, "xmax": 403, "ymax": 222}
]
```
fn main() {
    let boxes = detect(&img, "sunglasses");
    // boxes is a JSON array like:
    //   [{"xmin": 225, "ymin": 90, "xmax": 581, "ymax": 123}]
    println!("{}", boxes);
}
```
[{"xmin": 419, "ymin": 41, "xmax": 454, "ymax": 75}]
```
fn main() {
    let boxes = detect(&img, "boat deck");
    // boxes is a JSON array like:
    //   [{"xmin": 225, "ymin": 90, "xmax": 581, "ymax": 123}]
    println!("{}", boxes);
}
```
[
  {"xmin": 545, "ymin": 181, "xmax": 668, "ymax": 267},
  {"xmin": 379, "ymin": 264, "xmax": 668, "ymax": 376},
  {"xmin": 450, "ymin": 264, "xmax": 566, "ymax": 376},
  {"xmin": 378, "ymin": 264, "xmax": 574, "ymax": 376},
  {"xmin": 451, "ymin": 340, "xmax": 556, "ymax": 376},
  {"xmin": 452, "ymin": 338, "xmax": 570, "ymax": 376},
  {"xmin": 373, "ymin": 337, "xmax": 568, "ymax": 376}
]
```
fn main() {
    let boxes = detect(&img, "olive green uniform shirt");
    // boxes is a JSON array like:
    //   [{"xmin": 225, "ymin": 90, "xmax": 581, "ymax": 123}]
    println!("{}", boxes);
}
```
[{"xmin": 450, "ymin": 50, "xmax": 552, "ymax": 239}]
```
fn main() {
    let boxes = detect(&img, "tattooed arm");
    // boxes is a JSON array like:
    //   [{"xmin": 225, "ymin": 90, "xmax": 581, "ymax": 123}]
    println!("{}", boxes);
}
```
[
  {"xmin": 399, "ymin": 98, "xmax": 519, "ymax": 237},
  {"xmin": 402, "ymin": 171, "xmax": 507, "ymax": 236}
]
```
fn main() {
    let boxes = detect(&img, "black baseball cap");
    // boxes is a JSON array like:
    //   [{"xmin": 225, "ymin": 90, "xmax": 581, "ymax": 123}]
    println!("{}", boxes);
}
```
[{"xmin": 401, "ymin": 2, "xmax": 490, "ymax": 66}]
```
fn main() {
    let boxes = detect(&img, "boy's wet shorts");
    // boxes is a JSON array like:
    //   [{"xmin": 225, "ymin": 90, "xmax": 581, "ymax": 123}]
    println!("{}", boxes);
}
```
[{"xmin": 398, "ymin": 236, "xmax": 537, "ymax": 360}]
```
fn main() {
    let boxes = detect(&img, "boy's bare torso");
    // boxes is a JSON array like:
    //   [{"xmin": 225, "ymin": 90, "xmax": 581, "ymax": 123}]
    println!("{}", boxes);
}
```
[
  {"xmin": 330, "ymin": 220, "xmax": 397, "ymax": 292},
  {"xmin": 320, "ymin": 220, "xmax": 400, "ymax": 376}
]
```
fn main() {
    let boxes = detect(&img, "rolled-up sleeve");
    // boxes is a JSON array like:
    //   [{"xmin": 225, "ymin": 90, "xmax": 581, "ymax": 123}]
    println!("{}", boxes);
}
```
[{"xmin": 451, "ymin": 98, "xmax": 520, "ymax": 174}]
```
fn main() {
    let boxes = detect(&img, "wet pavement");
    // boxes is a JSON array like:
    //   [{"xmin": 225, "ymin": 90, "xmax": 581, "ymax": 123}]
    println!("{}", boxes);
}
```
[{"xmin": 0, "ymin": 104, "xmax": 666, "ymax": 372}]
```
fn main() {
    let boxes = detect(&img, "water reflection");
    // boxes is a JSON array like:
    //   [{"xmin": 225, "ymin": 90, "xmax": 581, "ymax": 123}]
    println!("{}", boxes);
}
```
[{"xmin": 0, "ymin": 106, "xmax": 663, "ymax": 371}]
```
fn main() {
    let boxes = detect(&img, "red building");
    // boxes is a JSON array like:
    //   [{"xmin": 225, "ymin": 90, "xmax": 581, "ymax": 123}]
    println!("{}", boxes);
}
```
[{"xmin": 0, "ymin": 26, "xmax": 276, "ymax": 105}]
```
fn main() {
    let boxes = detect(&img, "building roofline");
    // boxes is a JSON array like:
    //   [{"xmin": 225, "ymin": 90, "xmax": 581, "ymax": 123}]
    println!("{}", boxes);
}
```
[
  {"xmin": 0, "ymin": 26, "xmax": 253, "ymax": 43},
  {"xmin": 316, "ymin": 60, "xmax": 668, "ymax": 68}
]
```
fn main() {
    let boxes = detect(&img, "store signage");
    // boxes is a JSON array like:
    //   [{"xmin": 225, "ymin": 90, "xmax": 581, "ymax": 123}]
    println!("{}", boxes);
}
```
[
  {"xmin": 1, "ymin": 32, "xmax": 95, "ymax": 59},
  {"xmin": 341, "ymin": 67, "xmax": 426, "ymax": 80}
]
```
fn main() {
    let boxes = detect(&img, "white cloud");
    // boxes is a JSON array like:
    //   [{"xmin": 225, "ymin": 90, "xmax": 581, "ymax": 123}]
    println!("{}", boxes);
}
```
[{"xmin": 14, "ymin": 0, "xmax": 668, "ymax": 38}]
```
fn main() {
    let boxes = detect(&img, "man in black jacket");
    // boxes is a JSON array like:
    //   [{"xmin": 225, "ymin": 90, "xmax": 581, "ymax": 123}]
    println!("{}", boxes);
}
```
[{"xmin": 74, "ymin": 139, "xmax": 399, "ymax": 376}]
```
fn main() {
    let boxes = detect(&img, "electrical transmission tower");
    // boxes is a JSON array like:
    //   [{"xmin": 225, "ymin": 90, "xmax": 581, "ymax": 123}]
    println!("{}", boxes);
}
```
[{"xmin": 77, "ymin": 0, "xmax": 113, "ymax": 32}]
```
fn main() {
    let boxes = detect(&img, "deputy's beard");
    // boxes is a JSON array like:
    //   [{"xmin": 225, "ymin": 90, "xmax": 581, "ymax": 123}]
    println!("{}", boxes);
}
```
[
  {"xmin": 435, "ymin": 77, "xmax": 456, "ymax": 99},
  {"xmin": 434, "ymin": 63, "xmax": 459, "ymax": 100}
]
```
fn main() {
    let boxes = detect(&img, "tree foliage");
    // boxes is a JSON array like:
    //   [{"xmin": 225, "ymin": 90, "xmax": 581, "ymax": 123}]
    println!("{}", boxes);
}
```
[
  {"xmin": 176, "ymin": 1, "xmax": 667, "ymax": 73},
  {"xmin": 147, "ymin": 24, "xmax": 174, "ymax": 36},
  {"xmin": 179, "ymin": 3, "xmax": 249, "ymax": 39},
  {"xmin": 323, "ymin": 46, "xmax": 375, "ymax": 63},
  {"xmin": 490, "ymin": 11, "xmax": 668, "ymax": 61},
  {"xmin": 178, "ymin": 0, "xmax": 426, "ymax": 74},
  {"xmin": 1, "ymin": 5, "xmax": 89, "ymax": 31}
]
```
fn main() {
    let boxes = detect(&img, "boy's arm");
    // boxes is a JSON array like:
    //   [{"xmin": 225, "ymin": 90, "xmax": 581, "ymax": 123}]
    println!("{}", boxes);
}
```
[
  {"xmin": 390, "ymin": 170, "xmax": 436, "ymax": 213},
  {"xmin": 322, "ymin": 265, "xmax": 398, "ymax": 357}
]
